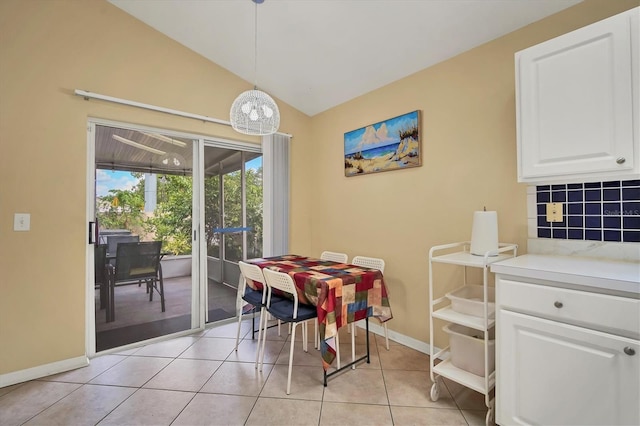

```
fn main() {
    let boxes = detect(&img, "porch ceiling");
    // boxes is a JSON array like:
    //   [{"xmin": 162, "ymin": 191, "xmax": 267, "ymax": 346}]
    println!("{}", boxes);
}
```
[{"xmin": 95, "ymin": 124, "xmax": 260, "ymax": 176}]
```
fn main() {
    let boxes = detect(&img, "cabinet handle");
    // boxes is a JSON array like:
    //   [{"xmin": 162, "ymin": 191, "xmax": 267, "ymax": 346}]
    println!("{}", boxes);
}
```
[
  {"xmin": 554, "ymin": 301, "xmax": 563, "ymax": 308},
  {"xmin": 616, "ymin": 157, "xmax": 626, "ymax": 164},
  {"xmin": 624, "ymin": 347, "xmax": 636, "ymax": 356}
]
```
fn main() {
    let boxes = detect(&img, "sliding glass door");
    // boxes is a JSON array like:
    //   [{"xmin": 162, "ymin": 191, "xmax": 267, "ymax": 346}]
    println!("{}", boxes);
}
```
[
  {"xmin": 87, "ymin": 120, "xmax": 265, "ymax": 353},
  {"xmin": 202, "ymin": 143, "xmax": 263, "ymax": 324},
  {"xmin": 90, "ymin": 121, "xmax": 197, "ymax": 352}
]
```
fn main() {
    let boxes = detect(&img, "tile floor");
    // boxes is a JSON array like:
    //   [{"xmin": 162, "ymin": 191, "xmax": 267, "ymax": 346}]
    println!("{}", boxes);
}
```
[{"xmin": 0, "ymin": 320, "xmax": 493, "ymax": 425}]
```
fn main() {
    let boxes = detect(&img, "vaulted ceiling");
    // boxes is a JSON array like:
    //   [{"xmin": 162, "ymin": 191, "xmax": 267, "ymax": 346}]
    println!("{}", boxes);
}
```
[{"xmin": 109, "ymin": 0, "xmax": 582, "ymax": 116}]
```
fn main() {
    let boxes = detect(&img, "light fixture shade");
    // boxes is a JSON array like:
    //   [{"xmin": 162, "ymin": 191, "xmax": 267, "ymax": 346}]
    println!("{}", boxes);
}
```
[
  {"xmin": 230, "ymin": 89, "xmax": 280, "ymax": 136},
  {"xmin": 160, "ymin": 152, "xmax": 186, "ymax": 169}
]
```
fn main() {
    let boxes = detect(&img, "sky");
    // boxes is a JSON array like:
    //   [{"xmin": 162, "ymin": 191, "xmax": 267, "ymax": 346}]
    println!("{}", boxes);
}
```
[
  {"xmin": 96, "ymin": 157, "xmax": 262, "ymax": 197},
  {"xmin": 96, "ymin": 170, "xmax": 139, "ymax": 197},
  {"xmin": 344, "ymin": 110, "xmax": 419, "ymax": 155}
]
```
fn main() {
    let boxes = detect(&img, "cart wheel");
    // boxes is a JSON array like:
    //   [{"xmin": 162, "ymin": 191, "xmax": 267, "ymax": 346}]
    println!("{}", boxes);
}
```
[
  {"xmin": 485, "ymin": 402, "xmax": 494, "ymax": 425},
  {"xmin": 430, "ymin": 382, "xmax": 440, "ymax": 401}
]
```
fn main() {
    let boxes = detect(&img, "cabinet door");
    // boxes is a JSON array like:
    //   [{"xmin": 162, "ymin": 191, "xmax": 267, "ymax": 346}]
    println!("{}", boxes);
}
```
[
  {"xmin": 516, "ymin": 9, "xmax": 637, "ymax": 182},
  {"xmin": 497, "ymin": 310, "xmax": 639, "ymax": 425}
]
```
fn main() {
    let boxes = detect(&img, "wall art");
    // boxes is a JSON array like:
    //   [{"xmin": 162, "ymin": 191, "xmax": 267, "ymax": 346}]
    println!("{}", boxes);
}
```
[{"xmin": 344, "ymin": 110, "xmax": 421, "ymax": 176}]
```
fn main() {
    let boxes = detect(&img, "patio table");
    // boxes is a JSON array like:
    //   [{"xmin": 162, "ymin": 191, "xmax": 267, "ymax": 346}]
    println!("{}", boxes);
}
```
[{"xmin": 247, "ymin": 254, "xmax": 393, "ymax": 378}]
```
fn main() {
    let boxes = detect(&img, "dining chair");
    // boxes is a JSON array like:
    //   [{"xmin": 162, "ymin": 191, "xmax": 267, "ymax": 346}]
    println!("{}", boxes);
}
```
[
  {"xmin": 351, "ymin": 255, "xmax": 389, "ymax": 351},
  {"xmin": 320, "ymin": 251, "xmax": 348, "ymax": 263},
  {"xmin": 319, "ymin": 250, "xmax": 349, "ymax": 365},
  {"xmin": 260, "ymin": 267, "xmax": 318, "ymax": 395},
  {"xmin": 236, "ymin": 261, "xmax": 274, "ymax": 366},
  {"xmin": 108, "ymin": 241, "xmax": 164, "ymax": 322}
]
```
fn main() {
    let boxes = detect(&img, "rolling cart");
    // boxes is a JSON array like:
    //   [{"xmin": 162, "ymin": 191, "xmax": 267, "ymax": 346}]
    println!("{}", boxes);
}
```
[{"xmin": 428, "ymin": 241, "xmax": 517, "ymax": 425}]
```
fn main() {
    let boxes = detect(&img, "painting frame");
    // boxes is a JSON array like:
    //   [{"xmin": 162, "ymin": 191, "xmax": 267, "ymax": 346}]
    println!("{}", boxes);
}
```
[{"xmin": 344, "ymin": 110, "xmax": 421, "ymax": 177}]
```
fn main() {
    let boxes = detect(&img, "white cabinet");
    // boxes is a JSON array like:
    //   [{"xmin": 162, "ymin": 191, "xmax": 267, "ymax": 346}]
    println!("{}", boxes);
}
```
[
  {"xmin": 428, "ymin": 242, "xmax": 518, "ymax": 426},
  {"xmin": 516, "ymin": 7, "xmax": 639, "ymax": 183},
  {"xmin": 492, "ymin": 255, "xmax": 640, "ymax": 425},
  {"xmin": 499, "ymin": 310, "xmax": 639, "ymax": 425}
]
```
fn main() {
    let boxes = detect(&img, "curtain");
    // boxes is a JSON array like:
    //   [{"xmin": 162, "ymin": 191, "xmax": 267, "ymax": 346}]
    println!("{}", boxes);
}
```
[{"xmin": 262, "ymin": 133, "xmax": 290, "ymax": 256}]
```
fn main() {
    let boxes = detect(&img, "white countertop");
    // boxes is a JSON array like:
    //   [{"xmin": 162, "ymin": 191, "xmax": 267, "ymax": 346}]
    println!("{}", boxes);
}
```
[{"xmin": 491, "ymin": 254, "xmax": 640, "ymax": 297}]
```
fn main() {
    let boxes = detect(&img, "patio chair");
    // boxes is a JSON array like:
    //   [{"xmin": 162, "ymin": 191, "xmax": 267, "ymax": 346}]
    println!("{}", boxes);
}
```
[
  {"xmin": 107, "ymin": 241, "xmax": 164, "ymax": 322},
  {"xmin": 106, "ymin": 234, "xmax": 140, "ymax": 257},
  {"xmin": 259, "ymin": 267, "xmax": 318, "ymax": 395}
]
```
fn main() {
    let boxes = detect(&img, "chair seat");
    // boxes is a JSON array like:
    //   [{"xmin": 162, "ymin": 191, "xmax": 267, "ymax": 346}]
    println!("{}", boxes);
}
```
[
  {"xmin": 267, "ymin": 300, "xmax": 317, "ymax": 323},
  {"xmin": 130, "ymin": 266, "xmax": 156, "ymax": 276},
  {"xmin": 242, "ymin": 288, "xmax": 264, "ymax": 306}
]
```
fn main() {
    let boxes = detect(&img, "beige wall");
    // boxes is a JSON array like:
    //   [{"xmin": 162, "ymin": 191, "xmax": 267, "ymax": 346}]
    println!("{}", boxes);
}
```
[
  {"xmin": 1, "ymin": 0, "xmax": 637, "ymax": 377},
  {"xmin": 307, "ymin": 0, "xmax": 639, "ymax": 346},
  {"xmin": 0, "ymin": 0, "xmax": 313, "ymax": 375}
]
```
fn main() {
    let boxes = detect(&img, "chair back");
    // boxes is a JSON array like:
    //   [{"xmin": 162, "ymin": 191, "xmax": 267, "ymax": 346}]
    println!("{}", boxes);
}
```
[
  {"xmin": 238, "ymin": 261, "xmax": 267, "ymax": 286},
  {"xmin": 238, "ymin": 261, "xmax": 268, "ymax": 303},
  {"xmin": 114, "ymin": 241, "xmax": 162, "ymax": 282},
  {"xmin": 320, "ymin": 251, "xmax": 348, "ymax": 263},
  {"xmin": 107, "ymin": 234, "xmax": 140, "ymax": 257},
  {"xmin": 351, "ymin": 255, "xmax": 385, "ymax": 273},
  {"xmin": 262, "ymin": 268, "xmax": 301, "ymax": 316},
  {"xmin": 94, "ymin": 244, "xmax": 108, "ymax": 286}
]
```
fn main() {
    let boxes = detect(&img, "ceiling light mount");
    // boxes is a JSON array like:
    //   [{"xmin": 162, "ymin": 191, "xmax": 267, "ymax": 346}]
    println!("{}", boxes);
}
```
[{"xmin": 230, "ymin": 0, "xmax": 280, "ymax": 136}]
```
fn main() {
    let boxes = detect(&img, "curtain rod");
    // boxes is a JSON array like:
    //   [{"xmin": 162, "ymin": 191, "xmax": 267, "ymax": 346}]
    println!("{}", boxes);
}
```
[{"xmin": 74, "ymin": 89, "xmax": 293, "ymax": 138}]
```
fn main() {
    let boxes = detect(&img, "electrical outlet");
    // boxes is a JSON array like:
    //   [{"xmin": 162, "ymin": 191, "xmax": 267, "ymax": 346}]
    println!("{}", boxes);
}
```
[
  {"xmin": 14, "ymin": 213, "xmax": 31, "ymax": 231},
  {"xmin": 546, "ymin": 203, "xmax": 563, "ymax": 222}
]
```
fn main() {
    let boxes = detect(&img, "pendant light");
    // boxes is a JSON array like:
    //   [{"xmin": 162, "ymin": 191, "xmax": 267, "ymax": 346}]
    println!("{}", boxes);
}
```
[{"xmin": 230, "ymin": 0, "xmax": 280, "ymax": 136}]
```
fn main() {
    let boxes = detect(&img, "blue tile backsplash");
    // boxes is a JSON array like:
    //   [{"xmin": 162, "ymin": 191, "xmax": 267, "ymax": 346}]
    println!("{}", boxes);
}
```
[{"xmin": 536, "ymin": 179, "xmax": 640, "ymax": 243}]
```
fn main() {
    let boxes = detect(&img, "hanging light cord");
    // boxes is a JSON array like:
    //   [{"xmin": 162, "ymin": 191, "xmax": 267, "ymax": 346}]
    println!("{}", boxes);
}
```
[{"xmin": 253, "ymin": 0, "xmax": 258, "ymax": 89}]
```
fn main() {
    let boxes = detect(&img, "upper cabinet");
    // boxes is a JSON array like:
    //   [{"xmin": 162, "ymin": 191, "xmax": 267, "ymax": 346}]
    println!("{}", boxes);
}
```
[{"xmin": 516, "ymin": 7, "xmax": 639, "ymax": 183}]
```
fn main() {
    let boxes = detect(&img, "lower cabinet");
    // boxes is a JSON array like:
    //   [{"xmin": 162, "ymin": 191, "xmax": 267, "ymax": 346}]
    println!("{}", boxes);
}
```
[
  {"xmin": 492, "ymin": 254, "xmax": 640, "ymax": 426},
  {"xmin": 497, "ymin": 309, "xmax": 639, "ymax": 425}
]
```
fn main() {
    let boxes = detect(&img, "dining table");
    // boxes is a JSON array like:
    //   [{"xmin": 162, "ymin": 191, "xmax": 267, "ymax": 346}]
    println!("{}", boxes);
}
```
[{"xmin": 247, "ymin": 254, "xmax": 393, "ymax": 383}]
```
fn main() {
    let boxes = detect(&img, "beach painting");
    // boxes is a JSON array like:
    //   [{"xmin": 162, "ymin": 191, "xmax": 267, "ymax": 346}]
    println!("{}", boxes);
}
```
[{"xmin": 344, "ymin": 110, "xmax": 421, "ymax": 176}]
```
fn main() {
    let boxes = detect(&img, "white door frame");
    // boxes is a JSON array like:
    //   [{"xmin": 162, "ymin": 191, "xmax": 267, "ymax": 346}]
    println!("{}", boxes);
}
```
[
  {"xmin": 85, "ymin": 118, "xmax": 265, "ymax": 357},
  {"xmin": 85, "ymin": 118, "xmax": 204, "ymax": 357}
]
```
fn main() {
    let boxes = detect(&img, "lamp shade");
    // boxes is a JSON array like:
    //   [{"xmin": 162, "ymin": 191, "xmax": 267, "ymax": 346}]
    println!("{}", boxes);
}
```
[{"xmin": 230, "ymin": 89, "xmax": 280, "ymax": 136}]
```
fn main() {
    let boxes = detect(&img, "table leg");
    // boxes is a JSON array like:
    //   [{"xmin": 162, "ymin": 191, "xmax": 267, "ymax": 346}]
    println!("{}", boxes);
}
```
[{"xmin": 323, "ymin": 317, "xmax": 370, "ymax": 386}]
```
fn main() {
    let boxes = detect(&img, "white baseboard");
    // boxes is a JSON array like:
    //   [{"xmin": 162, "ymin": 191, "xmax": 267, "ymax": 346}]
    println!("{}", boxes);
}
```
[
  {"xmin": 356, "ymin": 321, "xmax": 447, "ymax": 359},
  {"xmin": 0, "ymin": 355, "xmax": 88, "ymax": 388}
]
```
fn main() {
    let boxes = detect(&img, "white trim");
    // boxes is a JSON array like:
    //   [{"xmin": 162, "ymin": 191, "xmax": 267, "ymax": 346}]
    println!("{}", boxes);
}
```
[
  {"xmin": 85, "ymin": 117, "xmax": 269, "ymax": 356},
  {"xmin": 90, "ymin": 328, "xmax": 203, "ymax": 356},
  {"xmin": 357, "ymin": 322, "xmax": 448, "ymax": 359},
  {"xmin": 75, "ymin": 89, "xmax": 293, "ymax": 138},
  {"xmin": 86, "ymin": 122, "xmax": 97, "ymax": 358},
  {"xmin": 193, "ymin": 138, "xmax": 206, "ymax": 329},
  {"xmin": 0, "ymin": 356, "xmax": 88, "ymax": 388}
]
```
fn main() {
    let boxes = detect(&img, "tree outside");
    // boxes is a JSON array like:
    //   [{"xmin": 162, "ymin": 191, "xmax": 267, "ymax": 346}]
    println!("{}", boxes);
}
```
[{"xmin": 97, "ymin": 167, "xmax": 263, "ymax": 259}]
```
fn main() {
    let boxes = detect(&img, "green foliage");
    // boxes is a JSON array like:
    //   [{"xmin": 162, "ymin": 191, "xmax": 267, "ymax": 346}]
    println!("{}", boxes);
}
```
[
  {"xmin": 97, "ymin": 185, "xmax": 146, "ymax": 236},
  {"xmin": 204, "ymin": 174, "xmax": 221, "ymax": 257},
  {"xmin": 145, "ymin": 175, "xmax": 193, "ymax": 255},
  {"xmin": 215, "ymin": 168, "xmax": 263, "ymax": 261},
  {"xmin": 98, "ymin": 167, "xmax": 263, "ymax": 259}
]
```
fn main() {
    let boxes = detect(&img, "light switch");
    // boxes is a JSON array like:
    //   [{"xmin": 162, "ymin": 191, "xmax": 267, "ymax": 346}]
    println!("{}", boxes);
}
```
[
  {"xmin": 14, "ymin": 213, "xmax": 30, "ymax": 231},
  {"xmin": 546, "ymin": 203, "xmax": 563, "ymax": 222}
]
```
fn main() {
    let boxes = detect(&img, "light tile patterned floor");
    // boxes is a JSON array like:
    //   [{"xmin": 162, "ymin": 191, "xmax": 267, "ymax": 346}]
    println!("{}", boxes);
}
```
[{"xmin": 0, "ymin": 320, "xmax": 493, "ymax": 425}]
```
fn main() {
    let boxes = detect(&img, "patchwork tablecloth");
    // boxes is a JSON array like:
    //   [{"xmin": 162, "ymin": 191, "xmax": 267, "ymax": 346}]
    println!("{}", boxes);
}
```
[{"xmin": 248, "ymin": 254, "xmax": 393, "ymax": 370}]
